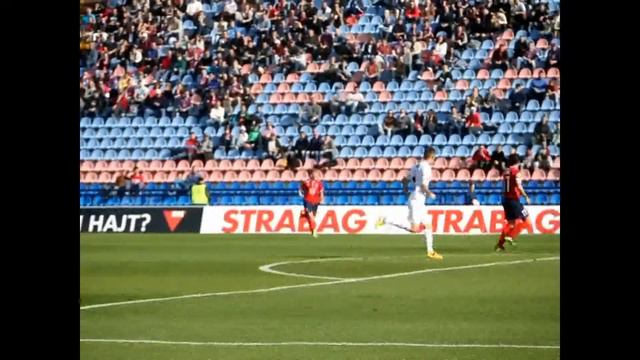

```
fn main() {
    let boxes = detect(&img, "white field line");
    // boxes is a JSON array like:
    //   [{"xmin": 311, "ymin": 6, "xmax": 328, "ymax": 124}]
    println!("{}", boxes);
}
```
[
  {"xmin": 80, "ymin": 256, "xmax": 559, "ymax": 311},
  {"xmin": 79, "ymin": 338, "xmax": 559, "ymax": 349},
  {"xmin": 258, "ymin": 257, "xmax": 360, "ymax": 280}
]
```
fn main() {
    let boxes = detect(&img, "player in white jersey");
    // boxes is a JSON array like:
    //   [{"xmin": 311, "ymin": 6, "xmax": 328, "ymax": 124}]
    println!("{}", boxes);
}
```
[{"xmin": 376, "ymin": 147, "xmax": 443, "ymax": 260}]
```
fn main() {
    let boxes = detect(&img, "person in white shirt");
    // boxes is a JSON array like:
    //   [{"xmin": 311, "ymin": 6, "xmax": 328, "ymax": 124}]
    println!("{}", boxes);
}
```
[
  {"xmin": 209, "ymin": 101, "xmax": 225, "ymax": 123},
  {"xmin": 186, "ymin": 0, "xmax": 203, "ymax": 17},
  {"xmin": 376, "ymin": 147, "xmax": 443, "ymax": 260},
  {"xmin": 434, "ymin": 35, "xmax": 448, "ymax": 58}
]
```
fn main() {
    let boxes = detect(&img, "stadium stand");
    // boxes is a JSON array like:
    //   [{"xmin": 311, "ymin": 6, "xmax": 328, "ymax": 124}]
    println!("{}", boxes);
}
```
[{"xmin": 80, "ymin": 0, "xmax": 560, "ymax": 206}]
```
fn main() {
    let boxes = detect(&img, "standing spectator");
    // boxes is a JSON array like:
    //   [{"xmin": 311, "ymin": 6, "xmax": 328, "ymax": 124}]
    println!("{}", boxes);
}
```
[
  {"xmin": 465, "ymin": 107, "xmax": 483, "ymax": 136},
  {"xmin": 472, "ymin": 145, "xmax": 492, "ymax": 171},
  {"xmin": 190, "ymin": 177, "xmax": 210, "ymax": 206},
  {"xmin": 491, "ymin": 144, "xmax": 507, "ymax": 171},
  {"xmin": 534, "ymin": 115, "xmax": 553, "ymax": 146},
  {"xmin": 185, "ymin": 132, "xmax": 200, "ymax": 161},
  {"xmin": 125, "ymin": 167, "xmax": 145, "ymax": 196},
  {"xmin": 199, "ymin": 134, "xmax": 213, "ymax": 161},
  {"xmin": 465, "ymin": 181, "xmax": 480, "ymax": 206}
]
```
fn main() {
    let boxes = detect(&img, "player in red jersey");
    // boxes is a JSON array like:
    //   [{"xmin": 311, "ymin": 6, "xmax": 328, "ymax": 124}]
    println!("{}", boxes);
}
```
[
  {"xmin": 495, "ymin": 156, "xmax": 532, "ymax": 251},
  {"xmin": 299, "ymin": 171, "xmax": 324, "ymax": 238}
]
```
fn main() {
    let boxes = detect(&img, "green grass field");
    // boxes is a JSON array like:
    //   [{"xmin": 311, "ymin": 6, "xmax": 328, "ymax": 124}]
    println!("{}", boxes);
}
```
[{"xmin": 80, "ymin": 233, "xmax": 560, "ymax": 360}]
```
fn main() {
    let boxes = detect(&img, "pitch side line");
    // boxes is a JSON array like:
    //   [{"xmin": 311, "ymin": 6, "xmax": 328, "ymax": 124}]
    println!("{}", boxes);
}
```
[
  {"xmin": 80, "ymin": 256, "xmax": 559, "ymax": 311},
  {"xmin": 79, "ymin": 338, "xmax": 559, "ymax": 349}
]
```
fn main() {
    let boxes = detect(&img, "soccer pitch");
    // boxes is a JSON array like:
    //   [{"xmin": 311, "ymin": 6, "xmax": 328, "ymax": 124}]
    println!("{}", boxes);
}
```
[{"xmin": 80, "ymin": 233, "xmax": 560, "ymax": 360}]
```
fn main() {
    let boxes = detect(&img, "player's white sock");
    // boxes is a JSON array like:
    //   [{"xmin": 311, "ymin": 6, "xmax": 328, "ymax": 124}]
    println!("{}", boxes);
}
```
[{"xmin": 424, "ymin": 229, "xmax": 434, "ymax": 253}]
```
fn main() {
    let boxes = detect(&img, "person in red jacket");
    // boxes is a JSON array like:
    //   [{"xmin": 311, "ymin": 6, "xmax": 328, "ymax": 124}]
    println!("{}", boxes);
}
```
[
  {"xmin": 465, "ymin": 106, "xmax": 483, "ymax": 136},
  {"xmin": 406, "ymin": 3, "xmax": 421, "ymax": 23},
  {"xmin": 472, "ymin": 145, "xmax": 492, "ymax": 171}
]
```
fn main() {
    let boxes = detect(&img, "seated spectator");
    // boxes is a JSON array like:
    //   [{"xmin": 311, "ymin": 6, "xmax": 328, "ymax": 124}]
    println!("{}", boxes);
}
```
[
  {"xmin": 553, "ymin": 122, "xmax": 560, "ymax": 146},
  {"xmin": 396, "ymin": 110, "xmax": 412, "ymax": 136},
  {"xmin": 465, "ymin": 107, "xmax": 483, "ymax": 136},
  {"xmin": 266, "ymin": 134, "xmax": 282, "ymax": 161},
  {"xmin": 308, "ymin": 130, "xmax": 324, "ymax": 162},
  {"xmin": 329, "ymin": 94, "xmax": 343, "ymax": 116},
  {"xmin": 209, "ymin": 100, "xmax": 225, "ymax": 124},
  {"xmin": 406, "ymin": 3, "xmax": 421, "ymax": 23},
  {"xmin": 509, "ymin": 84, "xmax": 528, "ymax": 112},
  {"xmin": 246, "ymin": 126, "xmax": 261, "ymax": 149},
  {"xmin": 447, "ymin": 107, "xmax": 465, "ymax": 136},
  {"xmin": 472, "ymin": 145, "xmax": 492, "ymax": 171},
  {"xmin": 185, "ymin": 132, "xmax": 200, "ymax": 161},
  {"xmin": 522, "ymin": 148, "xmax": 536, "ymax": 171},
  {"xmin": 221, "ymin": 126, "xmax": 233, "ymax": 151},
  {"xmin": 534, "ymin": 115, "xmax": 553, "ymax": 146},
  {"xmin": 433, "ymin": 35, "xmax": 448, "ymax": 59},
  {"xmin": 199, "ymin": 134, "xmax": 213, "ymax": 161},
  {"xmin": 292, "ymin": 130, "xmax": 310, "ymax": 163},
  {"xmin": 491, "ymin": 44, "xmax": 509, "ymax": 71},
  {"xmin": 413, "ymin": 110, "xmax": 425, "ymax": 136},
  {"xmin": 232, "ymin": 126, "xmax": 252, "ymax": 150},
  {"xmin": 261, "ymin": 122, "xmax": 277, "ymax": 149},
  {"xmin": 529, "ymin": 73, "xmax": 549, "ymax": 103},
  {"xmin": 536, "ymin": 147, "xmax": 552, "ymax": 172},
  {"xmin": 424, "ymin": 110, "xmax": 440, "ymax": 136},
  {"xmin": 300, "ymin": 98, "xmax": 322, "ymax": 125},
  {"xmin": 382, "ymin": 111, "xmax": 396, "ymax": 137},
  {"xmin": 507, "ymin": 148, "xmax": 520, "ymax": 168},
  {"xmin": 491, "ymin": 145, "xmax": 507, "ymax": 171},
  {"xmin": 547, "ymin": 77, "xmax": 560, "ymax": 103},
  {"xmin": 547, "ymin": 42, "xmax": 560, "ymax": 69},
  {"xmin": 321, "ymin": 135, "xmax": 339, "ymax": 168},
  {"xmin": 345, "ymin": 90, "xmax": 366, "ymax": 114}
]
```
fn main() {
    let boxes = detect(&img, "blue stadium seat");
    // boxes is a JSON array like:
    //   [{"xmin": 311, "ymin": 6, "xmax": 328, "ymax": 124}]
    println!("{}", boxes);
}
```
[
  {"xmin": 390, "ymin": 135, "xmax": 404, "ymax": 146},
  {"xmin": 354, "ymin": 147, "xmax": 368, "ymax": 158},
  {"xmin": 383, "ymin": 147, "xmax": 397, "ymax": 158},
  {"xmin": 433, "ymin": 134, "xmax": 448, "ymax": 146},
  {"xmin": 398, "ymin": 146, "xmax": 412, "ymax": 157}
]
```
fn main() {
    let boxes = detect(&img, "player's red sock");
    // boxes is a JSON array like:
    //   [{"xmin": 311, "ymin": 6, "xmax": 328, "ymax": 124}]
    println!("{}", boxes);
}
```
[
  {"xmin": 508, "ymin": 219, "xmax": 531, "ymax": 239},
  {"xmin": 497, "ymin": 223, "xmax": 512, "ymax": 248},
  {"xmin": 308, "ymin": 216, "xmax": 316, "ymax": 234},
  {"xmin": 299, "ymin": 211, "xmax": 309, "ymax": 227}
]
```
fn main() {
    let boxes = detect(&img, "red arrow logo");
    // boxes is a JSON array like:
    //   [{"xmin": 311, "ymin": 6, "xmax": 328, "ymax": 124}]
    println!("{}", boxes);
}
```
[{"xmin": 163, "ymin": 210, "xmax": 186, "ymax": 232}]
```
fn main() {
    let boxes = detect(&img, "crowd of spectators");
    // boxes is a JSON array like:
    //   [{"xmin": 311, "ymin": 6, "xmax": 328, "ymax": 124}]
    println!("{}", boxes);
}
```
[{"xmin": 80, "ymin": 0, "xmax": 559, "ymax": 173}]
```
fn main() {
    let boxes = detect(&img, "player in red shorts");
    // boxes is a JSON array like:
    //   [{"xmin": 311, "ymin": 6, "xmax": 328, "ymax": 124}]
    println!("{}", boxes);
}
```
[
  {"xmin": 495, "ymin": 157, "xmax": 532, "ymax": 251},
  {"xmin": 298, "ymin": 171, "xmax": 324, "ymax": 238}
]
